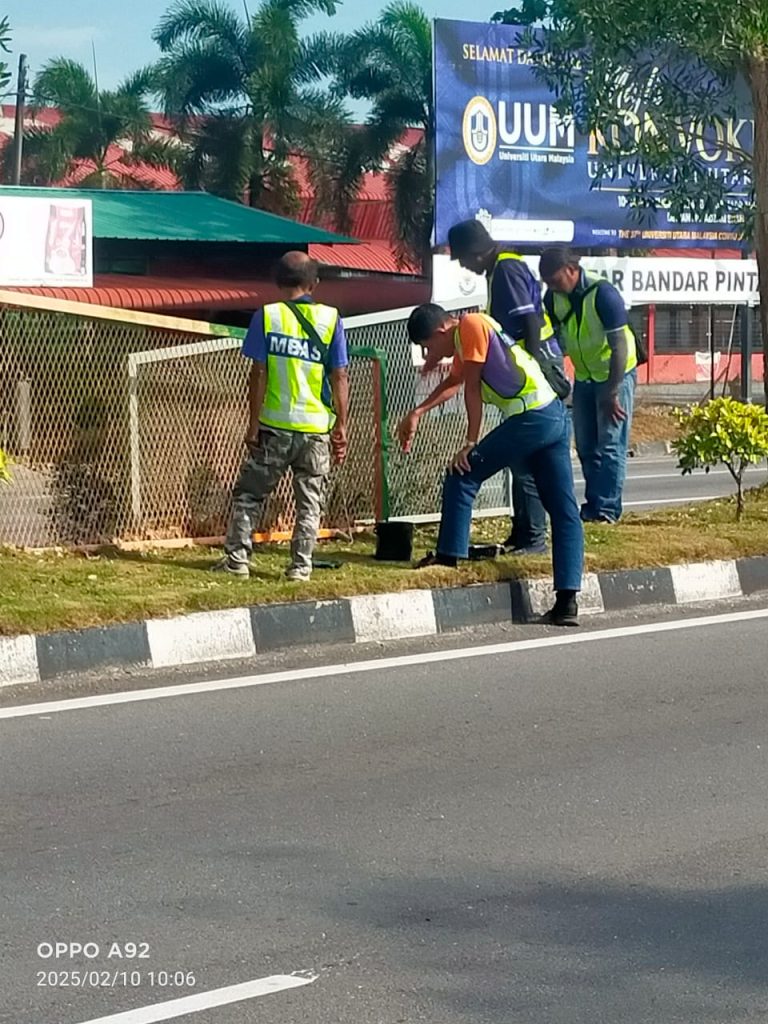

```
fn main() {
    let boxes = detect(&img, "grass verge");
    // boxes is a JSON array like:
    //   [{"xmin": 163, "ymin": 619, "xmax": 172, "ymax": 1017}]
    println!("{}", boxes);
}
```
[{"xmin": 1, "ymin": 484, "xmax": 768, "ymax": 637}]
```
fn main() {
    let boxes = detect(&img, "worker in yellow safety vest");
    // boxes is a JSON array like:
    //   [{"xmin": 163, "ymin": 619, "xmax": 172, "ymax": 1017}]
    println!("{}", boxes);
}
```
[
  {"xmin": 540, "ymin": 246, "xmax": 638, "ymax": 524},
  {"xmin": 399, "ymin": 303, "xmax": 584, "ymax": 627},
  {"xmin": 446, "ymin": 219, "xmax": 571, "ymax": 555},
  {"xmin": 213, "ymin": 252, "xmax": 349, "ymax": 580}
]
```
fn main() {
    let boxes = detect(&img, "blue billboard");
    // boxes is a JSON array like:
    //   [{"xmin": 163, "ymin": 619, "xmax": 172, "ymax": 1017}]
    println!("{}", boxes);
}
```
[{"xmin": 434, "ymin": 19, "xmax": 752, "ymax": 250}]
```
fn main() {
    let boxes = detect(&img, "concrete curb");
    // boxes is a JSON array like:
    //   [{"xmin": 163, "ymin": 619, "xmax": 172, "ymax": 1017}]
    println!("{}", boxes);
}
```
[
  {"xmin": 1, "ymin": 556, "xmax": 767, "ymax": 688},
  {"xmin": 628, "ymin": 440, "xmax": 674, "ymax": 458}
]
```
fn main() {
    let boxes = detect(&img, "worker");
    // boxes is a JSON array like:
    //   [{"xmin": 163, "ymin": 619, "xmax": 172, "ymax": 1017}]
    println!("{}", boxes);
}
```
[
  {"xmin": 447, "ymin": 218, "xmax": 570, "ymax": 554},
  {"xmin": 540, "ymin": 247, "xmax": 637, "ymax": 523},
  {"xmin": 399, "ymin": 303, "xmax": 583, "ymax": 626},
  {"xmin": 213, "ymin": 252, "xmax": 349, "ymax": 579}
]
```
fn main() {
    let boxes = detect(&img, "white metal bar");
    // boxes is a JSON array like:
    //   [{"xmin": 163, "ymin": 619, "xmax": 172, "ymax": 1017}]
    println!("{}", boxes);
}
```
[
  {"xmin": 127, "ymin": 354, "xmax": 142, "ymax": 524},
  {"xmin": 131, "ymin": 335, "xmax": 242, "ymax": 367},
  {"xmin": 386, "ymin": 506, "xmax": 512, "ymax": 524},
  {"xmin": 0, "ymin": 288, "xmax": 246, "ymax": 337},
  {"xmin": 344, "ymin": 297, "xmax": 471, "ymax": 332}
]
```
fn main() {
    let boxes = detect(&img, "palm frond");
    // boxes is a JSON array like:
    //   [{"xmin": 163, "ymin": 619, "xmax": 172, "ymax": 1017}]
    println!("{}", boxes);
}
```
[
  {"xmin": 5, "ymin": 125, "xmax": 75, "ymax": 185},
  {"xmin": 176, "ymin": 114, "xmax": 252, "ymax": 199},
  {"xmin": 116, "ymin": 65, "xmax": 160, "ymax": 99},
  {"xmin": 153, "ymin": 0, "xmax": 248, "ymax": 62},
  {"xmin": 32, "ymin": 59, "xmax": 97, "ymax": 111},
  {"xmin": 388, "ymin": 135, "xmax": 432, "ymax": 272},
  {"xmin": 293, "ymin": 31, "xmax": 346, "ymax": 85},
  {"xmin": 156, "ymin": 44, "xmax": 246, "ymax": 115}
]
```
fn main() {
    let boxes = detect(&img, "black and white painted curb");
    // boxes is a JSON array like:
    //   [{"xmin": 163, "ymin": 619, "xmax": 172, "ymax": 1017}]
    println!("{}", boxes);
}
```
[{"xmin": 1, "ymin": 556, "xmax": 767, "ymax": 689}]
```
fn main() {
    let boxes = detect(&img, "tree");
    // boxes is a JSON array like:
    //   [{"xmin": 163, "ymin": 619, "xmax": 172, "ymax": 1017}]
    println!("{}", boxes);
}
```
[
  {"xmin": 330, "ymin": 1, "xmax": 434, "ymax": 272},
  {"xmin": 674, "ymin": 398, "xmax": 768, "ymax": 520},
  {"xmin": 152, "ymin": 0, "xmax": 354, "ymax": 219},
  {"xmin": 494, "ymin": 1, "xmax": 768, "ymax": 406},
  {"xmin": 0, "ymin": 16, "xmax": 11, "ymax": 94},
  {"xmin": 5, "ymin": 58, "xmax": 176, "ymax": 188}
]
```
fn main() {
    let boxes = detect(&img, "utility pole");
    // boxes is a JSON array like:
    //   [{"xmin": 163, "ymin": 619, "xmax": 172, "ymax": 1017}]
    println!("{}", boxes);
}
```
[{"xmin": 12, "ymin": 54, "xmax": 27, "ymax": 186}]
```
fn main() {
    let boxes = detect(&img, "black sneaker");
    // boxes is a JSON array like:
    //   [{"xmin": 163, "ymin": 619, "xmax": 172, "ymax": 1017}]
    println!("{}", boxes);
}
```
[
  {"xmin": 414, "ymin": 551, "xmax": 458, "ymax": 569},
  {"xmin": 540, "ymin": 593, "xmax": 579, "ymax": 627}
]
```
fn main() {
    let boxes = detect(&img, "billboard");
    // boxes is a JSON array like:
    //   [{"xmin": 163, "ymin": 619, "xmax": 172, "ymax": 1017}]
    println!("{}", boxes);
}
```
[
  {"xmin": 434, "ymin": 19, "xmax": 753, "ymax": 250},
  {"xmin": 0, "ymin": 196, "xmax": 93, "ymax": 287}
]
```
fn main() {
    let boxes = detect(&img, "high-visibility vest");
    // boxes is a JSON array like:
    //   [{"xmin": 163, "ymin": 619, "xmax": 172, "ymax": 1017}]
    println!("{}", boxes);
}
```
[
  {"xmin": 552, "ymin": 274, "xmax": 637, "ymax": 383},
  {"xmin": 486, "ymin": 251, "xmax": 557, "ymax": 345},
  {"xmin": 454, "ymin": 313, "xmax": 556, "ymax": 417},
  {"xmin": 259, "ymin": 301, "xmax": 338, "ymax": 434}
]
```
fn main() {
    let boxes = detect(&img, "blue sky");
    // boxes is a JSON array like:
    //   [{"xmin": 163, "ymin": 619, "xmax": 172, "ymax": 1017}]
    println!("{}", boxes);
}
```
[{"xmin": 3, "ymin": 0, "xmax": 497, "ymax": 95}]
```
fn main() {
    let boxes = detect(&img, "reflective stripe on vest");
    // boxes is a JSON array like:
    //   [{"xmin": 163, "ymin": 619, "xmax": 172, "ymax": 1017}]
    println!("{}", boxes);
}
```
[
  {"xmin": 486, "ymin": 251, "xmax": 556, "ymax": 343},
  {"xmin": 260, "ymin": 301, "xmax": 338, "ymax": 433},
  {"xmin": 552, "ymin": 274, "xmax": 637, "ymax": 383},
  {"xmin": 454, "ymin": 313, "xmax": 556, "ymax": 418}
]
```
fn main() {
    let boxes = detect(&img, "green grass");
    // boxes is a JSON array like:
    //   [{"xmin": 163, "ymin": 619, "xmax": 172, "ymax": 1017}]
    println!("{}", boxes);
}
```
[{"xmin": 2, "ymin": 485, "xmax": 768, "ymax": 637}]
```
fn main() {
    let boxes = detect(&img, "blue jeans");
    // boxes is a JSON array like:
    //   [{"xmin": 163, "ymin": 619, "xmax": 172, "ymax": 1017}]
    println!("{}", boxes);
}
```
[
  {"xmin": 509, "ymin": 405, "xmax": 572, "ymax": 548},
  {"xmin": 572, "ymin": 370, "xmax": 636, "ymax": 522},
  {"xmin": 510, "ymin": 468, "xmax": 547, "ymax": 548},
  {"xmin": 437, "ymin": 401, "xmax": 583, "ymax": 592}
]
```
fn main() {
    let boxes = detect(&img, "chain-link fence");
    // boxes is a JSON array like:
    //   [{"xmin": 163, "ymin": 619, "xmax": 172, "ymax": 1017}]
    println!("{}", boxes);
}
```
[
  {"xmin": 129, "ymin": 336, "xmax": 384, "ymax": 540},
  {"xmin": 344, "ymin": 302, "xmax": 509, "ymax": 522},
  {"xmin": 0, "ymin": 293, "xmax": 388, "ymax": 547},
  {"xmin": 0, "ymin": 291, "xmax": 516, "ymax": 548}
]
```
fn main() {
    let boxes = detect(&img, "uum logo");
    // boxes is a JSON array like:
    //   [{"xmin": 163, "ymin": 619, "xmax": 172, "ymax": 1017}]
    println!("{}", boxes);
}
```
[
  {"xmin": 462, "ymin": 96, "xmax": 497, "ymax": 165},
  {"xmin": 498, "ymin": 101, "xmax": 575, "ymax": 151}
]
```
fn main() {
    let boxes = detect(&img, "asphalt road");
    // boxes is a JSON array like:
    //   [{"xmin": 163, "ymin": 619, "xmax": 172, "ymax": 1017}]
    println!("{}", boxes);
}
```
[
  {"xmin": 580, "ymin": 455, "xmax": 768, "ymax": 511},
  {"xmin": 4, "ymin": 606, "xmax": 768, "ymax": 1024}
]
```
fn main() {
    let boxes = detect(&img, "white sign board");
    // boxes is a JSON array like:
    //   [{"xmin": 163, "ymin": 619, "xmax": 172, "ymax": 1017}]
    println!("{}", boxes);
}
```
[
  {"xmin": 0, "ymin": 196, "xmax": 93, "ymax": 287},
  {"xmin": 432, "ymin": 253, "xmax": 759, "ymax": 309},
  {"xmin": 581, "ymin": 257, "xmax": 759, "ymax": 307}
]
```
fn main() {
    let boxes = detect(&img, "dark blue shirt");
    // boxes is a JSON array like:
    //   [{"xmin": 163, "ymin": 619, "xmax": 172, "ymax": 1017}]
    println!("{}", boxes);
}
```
[
  {"xmin": 489, "ymin": 255, "xmax": 545, "ymax": 341},
  {"xmin": 490, "ymin": 253, "xmax": 563, "ymax": 363},
  {"xmin": 543, "ymin": 270, "xmax": 628, "ymax": 332},
  {"xmin": 242, "ymin": 295, "xmax": 349, "ymax": 369}
]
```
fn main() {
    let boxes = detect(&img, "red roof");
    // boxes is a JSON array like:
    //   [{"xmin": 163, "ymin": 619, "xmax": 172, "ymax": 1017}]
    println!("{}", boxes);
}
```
[
  {"xmin": 4, "ymin": 274, "xmax": 265, "ymax": 311},
  {"xmin": 310, "ymin": 241, "xmax": 417, "ymax": 275}
]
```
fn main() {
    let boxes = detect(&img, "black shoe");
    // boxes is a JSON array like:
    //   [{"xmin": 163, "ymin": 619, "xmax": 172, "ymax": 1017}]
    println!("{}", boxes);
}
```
[
  {"xmin": 414, "ymin": 550, "xmax": 458, "ymax": 569},
  {"xmin": 505, "ymin": 542, "xmax": 548, "ymax": 556},
  {"xmin": 540, "ymin": 592, "xmax": 579, "ymax": 627},
  {"xmin": 581, "ymin": 512, "xmax": 616, "ymax": 524},
  {"xmin": 502, "ymin": 533, "xmax": 547, "ymax": 554}
]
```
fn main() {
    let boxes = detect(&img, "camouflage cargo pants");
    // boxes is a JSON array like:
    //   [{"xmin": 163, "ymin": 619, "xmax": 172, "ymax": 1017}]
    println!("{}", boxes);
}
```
[{"xmin": 224, "ymin": 427, "xmax": 331, "ymax": 571}]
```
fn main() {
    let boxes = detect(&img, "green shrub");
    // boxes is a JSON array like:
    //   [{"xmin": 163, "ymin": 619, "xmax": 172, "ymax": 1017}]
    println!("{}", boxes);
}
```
[
  {"xmin": 0, "ymin": 449, "xmax": 11, "ymax": 483},
  {"xmin": 673, "ymin": 398, "xmax": 768, "ymax": 520}
]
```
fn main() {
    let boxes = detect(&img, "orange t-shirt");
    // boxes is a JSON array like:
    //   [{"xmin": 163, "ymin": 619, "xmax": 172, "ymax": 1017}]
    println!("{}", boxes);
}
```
[{"xmin": 448, "ymin": 313, "xmax": 493, "ymax": 381}]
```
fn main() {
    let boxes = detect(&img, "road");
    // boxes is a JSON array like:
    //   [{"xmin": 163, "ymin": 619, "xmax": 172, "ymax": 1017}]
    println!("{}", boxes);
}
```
[
  {"xmin": 4, "ymin": 606, "xmax": 768, "ymax": 1024},
  {"xmin": 612, "ymin": 455, "xmax": 768, "ymax": 511}
]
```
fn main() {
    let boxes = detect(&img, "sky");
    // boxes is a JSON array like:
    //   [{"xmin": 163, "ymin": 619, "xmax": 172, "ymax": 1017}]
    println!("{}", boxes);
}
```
[{"xmin": 2, "ymin": 0, "xmax": 498, "ymax": 96}]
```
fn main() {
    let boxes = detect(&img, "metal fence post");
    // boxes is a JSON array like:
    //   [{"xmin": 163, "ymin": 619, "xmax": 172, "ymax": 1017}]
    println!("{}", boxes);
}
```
[
  {"xmin": 127, "ymin": 353, "xmax": 142, "ymax": 525},
  {"xmin": 372, "ymin": 352, "xmax": 390, "ymax": 522},
  {"xmin": 740, "ymin": 304, "xmax": 753, "ymax": 403}
]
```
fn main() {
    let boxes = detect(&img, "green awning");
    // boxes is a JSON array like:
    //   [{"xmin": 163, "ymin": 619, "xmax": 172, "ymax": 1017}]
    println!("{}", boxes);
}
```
[{"xmin": 0, "ymin": 186, "xmax": 357, "ymax": 244}]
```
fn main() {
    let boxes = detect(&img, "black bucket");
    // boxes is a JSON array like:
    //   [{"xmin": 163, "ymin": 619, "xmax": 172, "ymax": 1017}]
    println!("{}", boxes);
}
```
[{"xmin": 374, "ymin": 521, "xmax": 414, "ymax": 561}]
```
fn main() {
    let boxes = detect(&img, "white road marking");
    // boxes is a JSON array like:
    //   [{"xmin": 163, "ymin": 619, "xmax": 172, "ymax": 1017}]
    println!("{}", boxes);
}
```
[
  {"xmin": 623, "ymin": 495, "xmax": 724, "ymax": 507},
  {"xmin": 3, "ymin": 608, "xmax": 768, "ymax": 722},
  {"xmin": 71, "ymin": 973, "xmax": 316, "ymax": 1024}
]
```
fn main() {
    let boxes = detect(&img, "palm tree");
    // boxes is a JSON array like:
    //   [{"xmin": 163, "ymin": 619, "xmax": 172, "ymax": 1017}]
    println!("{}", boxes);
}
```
[
  {"xmin": 152, "ymin": 0, "xmax": 355, "ymax": 219},
  {"xmin": 0, "ymin": 16, "xmax": 11, "ymax": 94},
  {"xmin": 331, "ymin": 2, "xmax": 433, "ymax": 272},
  {"xmin": 4, "ymin": 58, "xmax": 176, "ymax": 188}
]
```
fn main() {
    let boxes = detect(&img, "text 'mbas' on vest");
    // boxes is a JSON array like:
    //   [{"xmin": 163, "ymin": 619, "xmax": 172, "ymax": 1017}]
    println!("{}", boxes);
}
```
[{"xmin": 268, "ymin": 333, "xmax": 324, "ymax": 363}]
